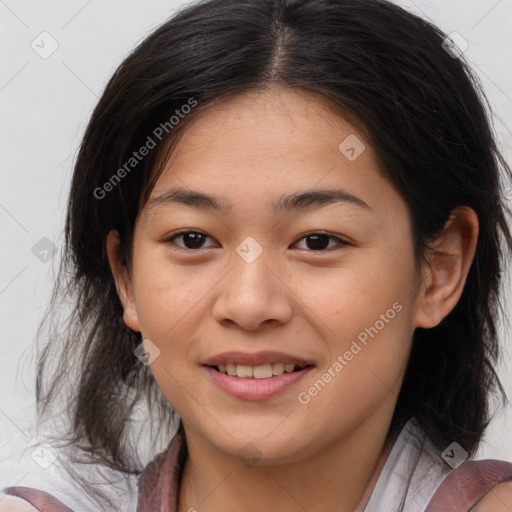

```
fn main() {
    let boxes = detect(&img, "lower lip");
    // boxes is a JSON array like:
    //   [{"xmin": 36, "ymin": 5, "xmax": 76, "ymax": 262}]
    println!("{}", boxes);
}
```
[{"xmin": 203, "ymin": 365, "xmax": 314, "ymax": 400}]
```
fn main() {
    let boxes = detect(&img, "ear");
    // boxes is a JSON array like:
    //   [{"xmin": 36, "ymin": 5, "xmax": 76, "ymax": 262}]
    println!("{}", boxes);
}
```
[
  {"xmin": 106, "ymin": 230, "xmax": 141, "ymax": 332},
  {"xmin": 414, "ymin": 206, "xmax": 479, "ymax": 329}
]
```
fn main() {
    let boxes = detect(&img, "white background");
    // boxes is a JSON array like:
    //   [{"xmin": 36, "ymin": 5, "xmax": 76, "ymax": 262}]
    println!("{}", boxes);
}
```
[{"xmin": 1, "ymin": 0, "xmax": 511, "ymax": 487}]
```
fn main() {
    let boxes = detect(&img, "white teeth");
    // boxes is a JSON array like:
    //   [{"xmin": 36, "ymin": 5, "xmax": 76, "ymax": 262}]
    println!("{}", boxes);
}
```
[
  {"xmin": 236, "ymin": 365, "xmax": 253, "ymax": 378},
  {"xmin": 272, "ymin": 363, "xmax": 284, "ymax": 375},
  {"xmin": 253, "ymin": 364, "xmax": 273, "ymax": 379},
  {"xmin": 215, "ymin": 362, "xmax": 304, "ymax": 378}
]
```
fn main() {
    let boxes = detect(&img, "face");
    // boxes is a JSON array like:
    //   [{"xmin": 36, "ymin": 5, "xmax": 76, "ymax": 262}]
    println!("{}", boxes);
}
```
[{"xmin": 110, "ymin": 86, "xmax": 428, "ymax": 464}]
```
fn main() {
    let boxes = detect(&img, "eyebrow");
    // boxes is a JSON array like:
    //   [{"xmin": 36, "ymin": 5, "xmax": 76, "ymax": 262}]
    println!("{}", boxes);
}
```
[{"xmin": 147, "ymin": 186, "xmax": 371, "ymax": 215}]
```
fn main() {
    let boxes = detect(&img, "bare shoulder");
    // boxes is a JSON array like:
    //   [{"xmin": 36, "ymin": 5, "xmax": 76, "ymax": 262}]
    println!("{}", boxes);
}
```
[
  {"xmin": 0, "ymin": 495, "xmax": 39, "ymax": 511},
  {"xmin": 471, "ymin": 481, "xmax": 512, "ymax": 511}
]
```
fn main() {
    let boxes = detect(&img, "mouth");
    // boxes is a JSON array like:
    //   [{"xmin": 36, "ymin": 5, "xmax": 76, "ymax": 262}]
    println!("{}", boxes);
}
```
[
  {"xmin": 202, "ymin": 351, "xmax": 315, "ymax": 373},
  {"xmin": 205, "ymin": 363, "xmax": 313, "ymax": 379},
  {"xmin": 205, "ymin": 362, "xmax": 313, "ymax": 379},
  {"xmin": 203, "ymin": 359, "xmax": 315, "ymax": 400},
  {"xmin": 202, "ymin": 351, "xmax": 316, "ymax": 399}
]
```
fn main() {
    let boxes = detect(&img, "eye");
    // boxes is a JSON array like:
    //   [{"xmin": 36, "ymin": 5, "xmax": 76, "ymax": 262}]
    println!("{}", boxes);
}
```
[
  {"xmin": 293, "ymin": 232, "xmax": 347, "ymax": 251},
  {"xmin": 164, "ymin": 230, "xmax": 218, "ymax": 250},
  {"xmin": 164, "ymin": 230, "xmax": 348, "ymax": 252}
]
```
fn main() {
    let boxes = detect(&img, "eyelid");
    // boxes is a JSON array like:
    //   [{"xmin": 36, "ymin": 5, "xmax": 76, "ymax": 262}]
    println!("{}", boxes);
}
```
[
  {"xmin": 163, "ymin": 229, "xmax": 218, "ymax": 250},
  {"xmin": 163, "ymin": 230, "xmax": 349, "ymax": 252},
  {"xmin": 292, "ymin": 232, "xmax": 348, "ymax": 251}
]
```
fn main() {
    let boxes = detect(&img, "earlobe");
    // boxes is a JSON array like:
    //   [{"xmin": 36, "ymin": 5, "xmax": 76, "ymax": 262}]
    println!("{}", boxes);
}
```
[
  {"xmin": 106, "ymin": 230, "xmax": 141, "ymax": 332},
  {"xmin": 414, "ymin": 206, "xmax": 479, "ymax": 329}
]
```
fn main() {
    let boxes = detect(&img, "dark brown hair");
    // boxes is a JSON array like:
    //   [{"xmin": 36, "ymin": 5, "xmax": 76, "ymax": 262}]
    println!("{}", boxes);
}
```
[{"xmin": 36, "ymin": 0, "xmax": 512, "ymax": 496}]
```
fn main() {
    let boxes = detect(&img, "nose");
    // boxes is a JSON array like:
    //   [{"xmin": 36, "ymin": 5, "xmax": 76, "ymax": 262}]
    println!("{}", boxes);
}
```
[{"xmin": 211, "ymin": 247, "xmax": 294, "ymax": 332}]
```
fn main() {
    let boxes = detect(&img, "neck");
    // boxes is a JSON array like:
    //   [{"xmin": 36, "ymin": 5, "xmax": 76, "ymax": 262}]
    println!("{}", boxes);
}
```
[{"xmin": 177, "ymin": 413, "xmax": 395, "ymax": 512}]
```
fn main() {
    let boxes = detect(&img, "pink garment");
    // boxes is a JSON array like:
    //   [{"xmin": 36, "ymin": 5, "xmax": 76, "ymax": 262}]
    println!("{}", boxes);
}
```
[
  {"xmin": 4, "ymin": 427, "xmax": 512, "ymax": 512},
  {"xmin": 135, "ymin": 427, "xmax": 184, "ymax": 511},
  {"xmin": 4, "ymin": 429, "xmax": 185, "ymax": 512},
  {"xmin": 424, "ymin": 459, "xmax": 512, "ymax": 511},
  {"xmin": 1, "ymin": 489, "xmax": 74, "ymax": 512}
]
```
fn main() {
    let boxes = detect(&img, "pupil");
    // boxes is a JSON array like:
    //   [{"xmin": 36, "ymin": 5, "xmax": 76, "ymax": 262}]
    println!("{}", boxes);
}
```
[
  {"xmin": 181, "ymin": 234, "xmax": 330, "ymax": 250},
  {"xmin": 184, "ymin": 233, "xmax": 205, "ymax": 249},
  {"xmin": 306, "ymin": 234, "xmax": 329, "ymax": 250}
]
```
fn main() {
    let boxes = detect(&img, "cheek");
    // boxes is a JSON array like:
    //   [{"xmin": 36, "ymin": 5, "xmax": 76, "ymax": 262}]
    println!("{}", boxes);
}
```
[
  {"xmin": 301, "ymin": 246, "xmax": 416, "ymax": 335},
  {"xmin": 131, "ymin": 251, "xmax": 216, "ymax": 339},
  {"xmin": 298, "ymin": 246, "xmax": 416, "ymax": 395},
  {"xmin": 130, "ymin": 254, "xmax": 206, "ymax": 412},
  {"xmin": 298, "ymin": 303, "xmax": 413, "ymax": 433}
]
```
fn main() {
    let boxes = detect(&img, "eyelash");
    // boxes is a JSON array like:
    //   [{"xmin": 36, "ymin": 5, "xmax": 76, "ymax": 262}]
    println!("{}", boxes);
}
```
[{"xmin": 163, "ymin": 230, "xmax": 348, "ymax": 252}]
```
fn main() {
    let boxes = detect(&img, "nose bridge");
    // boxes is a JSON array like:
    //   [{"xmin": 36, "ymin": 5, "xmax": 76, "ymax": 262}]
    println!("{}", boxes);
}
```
[
  {"xmin": 230, "ymin": 236, "xmax": 276, "ymax": 302},
  {"xmin": 233, "ymin": 237, "xmax": 272, "ymax": 293},
  {"xmin": 212, "ymin": 237, "xmax": 293, "ymax": 330}
]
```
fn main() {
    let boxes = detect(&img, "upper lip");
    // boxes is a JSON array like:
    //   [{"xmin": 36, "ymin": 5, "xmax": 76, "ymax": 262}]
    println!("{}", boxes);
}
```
[{"xmin": 203, "ymin": 351, "xmax": 315, "ymax": 367}]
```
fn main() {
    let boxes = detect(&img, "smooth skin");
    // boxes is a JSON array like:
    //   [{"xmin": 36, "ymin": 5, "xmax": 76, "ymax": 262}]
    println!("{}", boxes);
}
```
[
  {"xmin": 104, "ymin": 85, "xmax": 497, "ymax": 512},
  {"xmin": 3, "ymin": 85, "xmax": 506, "ymax": 512}
]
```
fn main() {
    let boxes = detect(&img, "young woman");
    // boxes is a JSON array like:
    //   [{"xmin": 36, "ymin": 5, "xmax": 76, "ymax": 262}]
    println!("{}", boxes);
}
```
[{"xmin": 2, "ymin": 0, "xmax": 512, "ymax": 510}]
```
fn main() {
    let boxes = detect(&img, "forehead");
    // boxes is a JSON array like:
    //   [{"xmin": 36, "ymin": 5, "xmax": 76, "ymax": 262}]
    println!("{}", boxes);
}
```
[
  {"xmin": 142, "ymin": 87, "xmax": 401, "ymax": 221},
  {"xmin": 160, "ymin": 87, "xmax": 364, "ymax": 161}
]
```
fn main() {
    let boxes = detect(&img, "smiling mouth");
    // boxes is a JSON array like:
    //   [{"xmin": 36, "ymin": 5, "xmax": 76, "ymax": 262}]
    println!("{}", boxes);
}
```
[{"xmin": 206, "ymin": 363, "xmax": 313, "ymax": 379}]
